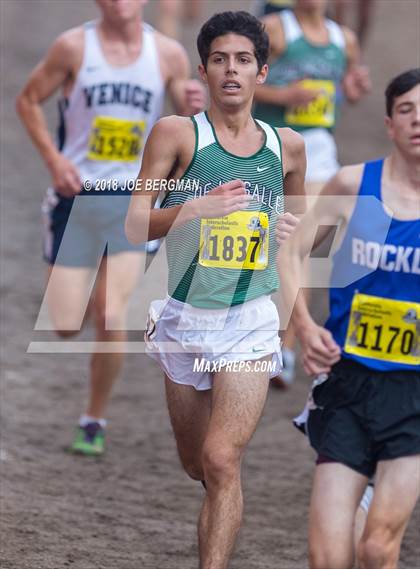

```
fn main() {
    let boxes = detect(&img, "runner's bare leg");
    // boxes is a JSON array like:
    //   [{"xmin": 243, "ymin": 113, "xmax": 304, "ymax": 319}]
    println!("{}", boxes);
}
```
[{"xmin": 199, "ymin": 358, "xmax": 271, "ymax": 569}]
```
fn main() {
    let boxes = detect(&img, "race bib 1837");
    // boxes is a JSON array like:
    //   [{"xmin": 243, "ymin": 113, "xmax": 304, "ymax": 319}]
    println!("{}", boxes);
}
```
[
  {"xmin": 87, "ymin": 116, "xmax": 146, "ymax": 162},
  {"xmin": 199, "ymin": 211, "xmax": 269, "ymax": 271},
  {"xmin": 344, "ymin": 293, "xmax": 420, "ymax": 366}
]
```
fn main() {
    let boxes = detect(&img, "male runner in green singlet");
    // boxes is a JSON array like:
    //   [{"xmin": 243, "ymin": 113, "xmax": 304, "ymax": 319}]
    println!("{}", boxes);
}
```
[
  {"xmin": 254, "ymin": 0, "xmax": 370, "ymax": 386},
  {"xmin": 280, "ymin": 68, "xmax": 420, "ymax": 569},
  {"xmin": 16, "ymin": 0, "xmax": 205, "ymax": 456},
  {"xmin": 126, "ymin": 11, "xmax": 306, "ymax": 568},
  {"xmin": 254, "ymin": 0, "xmax": 369, "ymax": 189}
]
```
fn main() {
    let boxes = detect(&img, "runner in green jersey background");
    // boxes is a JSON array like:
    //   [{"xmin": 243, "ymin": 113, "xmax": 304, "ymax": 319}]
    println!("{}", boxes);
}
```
[{"xmin": 254, "ymin": 0, "xmax": 370, "ymax": 386}]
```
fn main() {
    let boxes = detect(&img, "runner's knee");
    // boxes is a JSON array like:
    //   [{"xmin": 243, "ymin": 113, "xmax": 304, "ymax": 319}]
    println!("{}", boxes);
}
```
[
  {"xmin": 201, "ymin": 444, "xmax": 241, "ymax": 483},
  {"xmin": 358, "ymin": 524, "xmax": 400, "ymax": 568},
  {"xmin": 93, "ymin": 298, "xmax": 126, "ymax": 331},
  {"xmin": 50, "ymin": 312, "xmax": 83, "ymax": 336},
  {"xmin": 49, "ymin": 300, "xmax": 88, "ymax": 335},
  {"xmin": 309, "ymin": 544, "xmax": 352, "ymax": 569},
  {"xmin": 173, "ymin": 441, "xmax": 205, "ymax": 481},
  {"xmin": 182, "ymin": 461, "xmax": 204, "ymax": 482}
]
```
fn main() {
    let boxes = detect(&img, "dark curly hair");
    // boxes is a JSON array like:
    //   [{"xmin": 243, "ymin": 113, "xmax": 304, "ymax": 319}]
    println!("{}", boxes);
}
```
[
  {"xmin": 385, "ymin": 68, "xmax": 420, "ymax": 117},
  {"xmin": 197, "ymin": 11, "xmax": 269, "ymax": 71}
]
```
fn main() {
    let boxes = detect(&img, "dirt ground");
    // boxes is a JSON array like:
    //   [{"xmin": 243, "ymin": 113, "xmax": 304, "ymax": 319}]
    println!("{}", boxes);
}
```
[{"xmin": 1, "ymin": 1, "xmax": 419, "ymax": 568}]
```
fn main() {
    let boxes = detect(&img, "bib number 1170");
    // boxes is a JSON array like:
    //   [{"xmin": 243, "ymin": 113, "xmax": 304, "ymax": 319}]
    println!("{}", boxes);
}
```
[{"xmin": 356, "ymin": 322, "xmax": 415, "ymax": 355}]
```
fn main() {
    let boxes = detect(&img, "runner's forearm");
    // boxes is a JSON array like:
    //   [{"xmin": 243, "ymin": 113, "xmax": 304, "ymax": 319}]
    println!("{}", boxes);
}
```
[
  {"xmin": 169, "ymin": 79, "xmax": 191, "ymax": 116},
  {"xmin": 16, "ymin": 95, "xmax": 60, "ymax": 167},
  {"xmin": 149, "ymin": 202, "xmax": 197, "ymax": 239},
  {"xmin": 254, "ymin": 84, "xmax": 292, "ymax": 106},
  {"xmin": 278, "ymin": 242, "xmax": 315, "ymax": 340},
  {"xmin": 126, "ymin": 198, "xmax": 196, "ymax": 243},
  {"xmin": 290, "ymin": 290, "xmax": 317, "ymax": 341}
]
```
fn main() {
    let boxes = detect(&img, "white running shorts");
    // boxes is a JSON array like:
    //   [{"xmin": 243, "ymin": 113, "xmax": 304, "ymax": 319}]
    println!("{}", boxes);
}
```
[
  {"xmin": 302, "ymin": 128, "xmax": 340, "ymax": 183},
  {"xmin": 145, "ymin": 295, "xmax": 282, "ymax": 390}
]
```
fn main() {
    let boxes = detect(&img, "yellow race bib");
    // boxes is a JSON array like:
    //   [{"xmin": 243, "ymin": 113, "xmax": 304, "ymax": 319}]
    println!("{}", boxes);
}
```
[
  {"xmin": 199, "ymin": 211, "xmax": 269, "ymax": 270},
  {"xmin": 344, "ymin": 293, "xmax": 420, "ymax": 366},
  {"xmin": 87, "ymin": 116, "xmax": 146, "ymax": 162},
  {"xmin": 285, "ymin": 79, "xmax": 336, "ymax": 128}
]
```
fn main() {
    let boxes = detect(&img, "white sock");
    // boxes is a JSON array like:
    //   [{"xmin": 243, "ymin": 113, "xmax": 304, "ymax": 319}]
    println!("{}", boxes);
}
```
[
  {"xmin": 278, "ymin": 348, "xmax": 296, "ymax": 384},
  {"xmin": 282, "ymin": 347, "xmax": 296, "ymax": 367},
  {"xmin": 79, "ymin": 415, "xmax": 107, "ymax": 429},
  {"xmin": 360, "ymin": 484, "xmax": 374, "ymax": 514}
]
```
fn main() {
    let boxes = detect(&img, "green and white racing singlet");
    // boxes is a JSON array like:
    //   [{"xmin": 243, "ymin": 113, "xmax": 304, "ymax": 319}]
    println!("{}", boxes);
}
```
[
  {"xmin": 161, "ymin": 112, "xmax": 285, "ymax": 309},
  {"xmin": 254, "ymin": 10, "xmax": 346, "ymax": 131}
]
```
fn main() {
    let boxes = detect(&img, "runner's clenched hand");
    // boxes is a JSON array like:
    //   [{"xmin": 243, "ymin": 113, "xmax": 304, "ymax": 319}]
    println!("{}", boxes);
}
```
[
  {"xmin": 299, "ymin": 321, "xmax": 341, "ymax": 376},
  {"xmin": 189, "ymin": 179, "xmax": 251, "ymax": 219},
  {"xmin": 342, "ymin": 64, "xmax": 371, "ymax": 102},
  {"xmin": 276, "ymin": 212, "xmax": 300, "ymax": 245},
  {"xmin": 184, "ymin": 79, "xmax": 207, "ymax": 115},
  {"xmin": 285, "ymin": 81, "xmax": 321, "ymax": 109},
  {"xmin": 49, "ymin": 154, "xmax": 82, "ymax": 197}
]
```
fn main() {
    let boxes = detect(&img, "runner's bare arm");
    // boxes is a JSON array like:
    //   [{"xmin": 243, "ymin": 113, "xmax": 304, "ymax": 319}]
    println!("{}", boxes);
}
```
[
  {"xmin": 125, "ymin": 117, "xmax": 250, "ymax": 244},
  {"xmin": 16, "ymin": 28, "xmax": 83, "ymax": 196},
  {"xmin": 274, "ymin": 131, "xmax": 305, "ymax": 253},
  {"xmin": 280, "ymin": 128, "xmax": 307, "ymax": 213},
  {"xmin": 157, "ymin": 34, "xmax": 206, "ymax": 116},
  {"xmin": 278, "ymin": 165, "xmax": 363, "ymax": 374},
  {"xmin": 342, "ymin": 26, "xmax": 371, "ymax": 102},
  {"xmin": 280, "ymin": 164, "xmax": 360, "ymax": 295},
  {"xmin": 260, "ymin": 13, "xmax": 286, "ymax": 59},
  {"xmin": 126, "ymin": 117, "xmax": 184, "ymax": 245},
  {"xmin": 254, "ymin": 81, "xmax": 320, "ymax": 107}
]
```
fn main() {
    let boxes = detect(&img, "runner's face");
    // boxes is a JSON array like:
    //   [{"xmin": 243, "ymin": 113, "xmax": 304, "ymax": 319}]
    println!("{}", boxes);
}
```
[
  {"xmin": 96, "ymin": 0, "xmax": 145, "ymax": 22},
  {"xmin": 199, "ymin": 34, "xmax": 267, "ymax": 110},
  {"xmin": 386, "ymin": 85, "xmax": 420, "ymax": 159}
]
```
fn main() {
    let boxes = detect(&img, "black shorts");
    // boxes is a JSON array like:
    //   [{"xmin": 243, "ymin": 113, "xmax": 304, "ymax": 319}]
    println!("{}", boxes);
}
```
[
  {"xmin": 307, "ymin": 358, "xmax": 420, "ymax": 477},
  {"xmin": 42, "ymin": 190, "xmax": 146, "ymax": 267}
]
